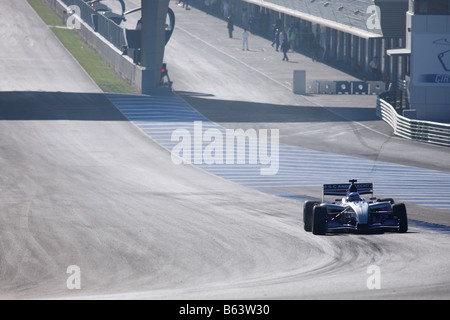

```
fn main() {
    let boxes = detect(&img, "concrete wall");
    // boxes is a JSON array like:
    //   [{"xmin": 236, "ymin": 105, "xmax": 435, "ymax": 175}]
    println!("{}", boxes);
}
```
[{"xmin": 44, "ymin": 0, "xmax": 143, "ymax": 93}]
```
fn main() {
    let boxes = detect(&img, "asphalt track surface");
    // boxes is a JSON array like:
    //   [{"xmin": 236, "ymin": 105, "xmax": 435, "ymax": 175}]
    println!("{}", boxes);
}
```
[
  {"xmin": 0, "ymin": 0, "xmax": 449, "ymax": 300},
  {"xmin": 159, "ymin": 4, "xmax": 450, "ymax": 226}
]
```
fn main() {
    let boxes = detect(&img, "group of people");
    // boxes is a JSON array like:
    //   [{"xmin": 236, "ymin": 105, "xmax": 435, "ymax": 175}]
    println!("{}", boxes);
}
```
[
  {"xmin": 176, "ymin": 0, "xmax": 190, "ymax": 10},
  {"xmin": 227, "ymin": 16, "xmax": 249, "ymax": 51},
  {"xmin": 227, "ymin": 16, "xmax": 290, "ymax": 61},
  {"xmin": 183, "ymin": 4, "xmax": 386, "ymax": 82},
  {"xmin": 271, "ymin": 29, "xmax": 292, "ymax": 61}
]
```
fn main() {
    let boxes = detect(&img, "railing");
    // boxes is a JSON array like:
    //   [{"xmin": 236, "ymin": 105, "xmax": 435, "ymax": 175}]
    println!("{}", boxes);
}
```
[
  {"xmin": 61, "ymin": 0, "xmax": 126, "ymax": 50},
  {"xmin": 377, "ymin": 92, "xmax": 450, "ymax": 147}
]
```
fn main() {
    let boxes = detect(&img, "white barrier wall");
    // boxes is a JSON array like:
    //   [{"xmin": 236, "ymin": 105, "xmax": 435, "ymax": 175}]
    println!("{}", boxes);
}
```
[{"xmin": 408, "ymin": 12, "xmax": 450, "ymax": 122}]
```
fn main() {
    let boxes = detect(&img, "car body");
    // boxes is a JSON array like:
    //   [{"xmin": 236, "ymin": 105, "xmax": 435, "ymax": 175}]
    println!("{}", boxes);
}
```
[{"xmin": 303, "ymin": 179, "xmax": 408, "ymax": 235}]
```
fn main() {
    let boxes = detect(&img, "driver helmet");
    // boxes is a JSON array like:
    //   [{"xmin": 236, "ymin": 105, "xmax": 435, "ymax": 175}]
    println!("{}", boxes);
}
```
[{"xmin": 347, "ymin": 192, "xmax": 361, "ymax": 202}]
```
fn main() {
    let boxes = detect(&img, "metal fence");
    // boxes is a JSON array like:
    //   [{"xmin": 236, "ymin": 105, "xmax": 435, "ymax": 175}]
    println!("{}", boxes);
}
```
[
  {"xmin": 377, "ymin": 92, "xmax": 450, "ymax": 147},
  {"xmin": 61, "ymin": 0, "xmax": 126, "ymax": 50}
]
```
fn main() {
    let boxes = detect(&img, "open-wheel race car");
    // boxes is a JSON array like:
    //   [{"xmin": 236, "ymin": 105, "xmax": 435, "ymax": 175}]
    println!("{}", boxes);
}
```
[{"xmin": 303, "ymin": 180, "xmax": 408, "ymax": 235}]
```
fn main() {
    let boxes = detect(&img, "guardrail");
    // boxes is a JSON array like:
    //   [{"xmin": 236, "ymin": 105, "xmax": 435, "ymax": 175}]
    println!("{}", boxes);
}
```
[
  {"xmin": 377, "ymin": 92, "xmax": 450, "ymax": 147},
  {"xmin": 61, "ymin": 0, "xmax": 126, "ymax": 50},
  {"xmin": 46, "ymin": 0, "xmax": 143, "ymax": 91}
]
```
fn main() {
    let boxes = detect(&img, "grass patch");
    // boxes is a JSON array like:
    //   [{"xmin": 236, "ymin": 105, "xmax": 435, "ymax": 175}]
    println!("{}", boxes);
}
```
[
  {"xmin": 27, "ymin": 0, "xmax": 64, "ymax": 26},
  {"xmin": 52, "ymin": 28, "xmax": 137, "ymax": 93},
  {"xmin": 27, "ymin": 0, "xmax": 137, "ymax": 94}
]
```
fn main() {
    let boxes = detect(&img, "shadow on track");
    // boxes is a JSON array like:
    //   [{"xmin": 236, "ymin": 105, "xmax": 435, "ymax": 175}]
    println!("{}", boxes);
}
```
[
  {"xmin": 0, "ymin": 91, "xmax": 126, "ymax": 121},
  {"xmin": 176, "ymin": 91, "xmax": 380, "ymax": 123}
]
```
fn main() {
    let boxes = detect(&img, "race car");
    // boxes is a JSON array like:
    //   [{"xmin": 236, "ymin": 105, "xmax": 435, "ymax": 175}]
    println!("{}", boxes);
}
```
[{"xmin": 303, "ymin": 179, "xmax": 408, "ymax": 235}]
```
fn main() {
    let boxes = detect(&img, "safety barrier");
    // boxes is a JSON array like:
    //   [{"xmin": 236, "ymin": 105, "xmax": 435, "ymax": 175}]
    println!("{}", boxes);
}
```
[
  {"xmin": 377, "ymin": 92, "xmax": 450, "ymax": 147},
  {"xmin": 45, "ymin": 0, "xmax": 143, "ymax": 92},
  {"xmin": 60, "ymin": 0, "xmax": 126, "ymax": 50}
]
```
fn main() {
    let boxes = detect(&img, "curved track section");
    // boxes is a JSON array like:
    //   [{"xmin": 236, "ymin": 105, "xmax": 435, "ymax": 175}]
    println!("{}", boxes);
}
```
[
  {"xmin": 6, "ymin": 90, "xmax": 449, "ymax": 300},
  {"xmin": 0, "ymin": 0, "xmax": 449, "ymax": 300},
  {"xmin": 108, "ymin": 94, "xmax": 450, "ymax": 211}
]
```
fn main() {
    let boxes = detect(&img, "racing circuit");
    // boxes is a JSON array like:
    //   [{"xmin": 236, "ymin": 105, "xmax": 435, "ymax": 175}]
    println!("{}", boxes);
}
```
[{"xmin": 0, "ymin": 0, "xmax": 449, "ymax": 300}]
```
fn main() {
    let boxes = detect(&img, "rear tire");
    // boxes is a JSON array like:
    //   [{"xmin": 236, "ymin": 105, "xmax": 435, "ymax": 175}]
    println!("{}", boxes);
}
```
[
  {"xmin": 312, "ymin": 206, "xmax": 328, "ymax": 235},
  {"xmin": 393, "ymin": 203, "xmax": 408, "ymax": 233},
  {"xmin": 303, "ymin": 201, "xmax": 319, "ymax": 232}
]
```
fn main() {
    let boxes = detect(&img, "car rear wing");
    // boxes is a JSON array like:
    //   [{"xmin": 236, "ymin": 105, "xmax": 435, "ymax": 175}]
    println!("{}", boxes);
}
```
[{"xmin": 323, "ymin": 183, "xmax": 373, "ymax": 201}]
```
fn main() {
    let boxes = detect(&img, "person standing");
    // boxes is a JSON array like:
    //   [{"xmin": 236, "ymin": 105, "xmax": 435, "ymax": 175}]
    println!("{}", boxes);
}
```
[
  {"xmin": 312, "ymin": 32, "xmax": 320, "ymax": 62},
  {"xmin": 279, "ymin": 29, "xmax": 286, "ymax": 46},
  {"xmin": 369, "ymin": 56, "xmax": 380, "ymax": 80},
  {"xmin": 281, "ymin": 38, "xmax": 289, "ymax": 61},
  {"xmin": 242, "ymin": 28, "xmax": 249, "ymax": 51},
  {"xmin": 271, "ymin": 28, "xmax": 280, "ymax": 51},
  {"xmin": 223, "ymin": 1, "xmax": 230, "ymax": 19},
  {"xmin": 227, "ymin": 16, "xmax": 234, "ymax": 38},
  {"xmin": 289, "ymin": 27, "xmax": 297, "ymax": 52}
]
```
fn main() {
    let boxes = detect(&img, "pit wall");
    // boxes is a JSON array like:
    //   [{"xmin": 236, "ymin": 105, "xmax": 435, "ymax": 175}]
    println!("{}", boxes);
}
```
[{"xmin": 44, "ymin": 0, "xmax": 143, "ymax": 93}]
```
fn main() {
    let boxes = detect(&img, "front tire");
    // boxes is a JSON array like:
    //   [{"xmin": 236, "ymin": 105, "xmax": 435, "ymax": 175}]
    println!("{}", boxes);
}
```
[
  {"xmin": 393, "ymin": 203, "xmax": 408, "ymax": 233},
  {"xmin": 303, "ymin": 201, "xmax": 319, "ymax": 232},
  {"xmin": 312, "ymin": 206, "xmax": 328, "ymax": 235}
]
